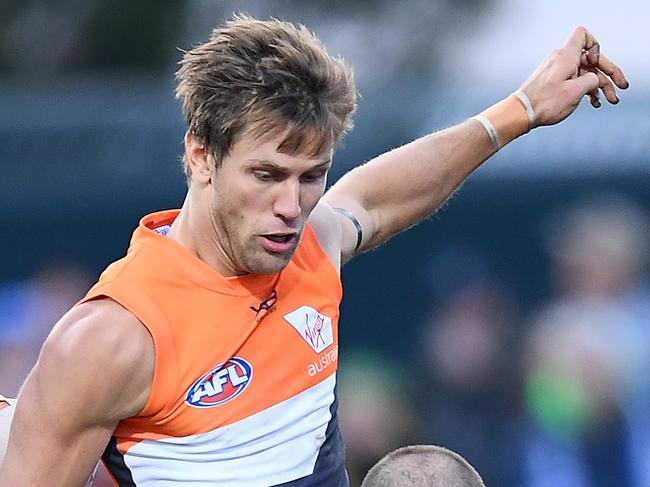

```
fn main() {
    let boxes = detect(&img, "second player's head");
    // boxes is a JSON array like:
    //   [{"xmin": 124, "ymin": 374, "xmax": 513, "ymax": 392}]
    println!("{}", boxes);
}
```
[{"xmin": 361, "ymin": 445, "xmax": 486, "ymax": 487}]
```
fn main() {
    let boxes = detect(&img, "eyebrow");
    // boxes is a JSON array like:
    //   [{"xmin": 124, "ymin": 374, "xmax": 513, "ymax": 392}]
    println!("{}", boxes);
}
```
[{"xmin": 245, "ymin": 159, "xmax": 332, "ymax": 170}]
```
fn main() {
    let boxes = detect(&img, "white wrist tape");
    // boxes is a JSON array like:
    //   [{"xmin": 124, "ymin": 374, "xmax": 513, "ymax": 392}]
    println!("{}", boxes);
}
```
[
  {"xmin": 472, "ymin": 114, "xmax": 501, "ymax": 152},
  {"xmin": 512, "ymin": 89, "xmax": 537, "ymax": 129}
]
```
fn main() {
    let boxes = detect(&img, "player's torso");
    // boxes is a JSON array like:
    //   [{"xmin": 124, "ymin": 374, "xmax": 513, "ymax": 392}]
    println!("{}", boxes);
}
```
[{"xmin": 83, "ymin": 212, "xmax": 347, "ymax": 486}]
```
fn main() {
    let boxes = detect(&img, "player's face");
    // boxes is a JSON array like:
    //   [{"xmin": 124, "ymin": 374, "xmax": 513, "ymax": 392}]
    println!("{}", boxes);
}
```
[{"xmin": 208, "ymin": 131, "xmax": 331, "ymax": 275}]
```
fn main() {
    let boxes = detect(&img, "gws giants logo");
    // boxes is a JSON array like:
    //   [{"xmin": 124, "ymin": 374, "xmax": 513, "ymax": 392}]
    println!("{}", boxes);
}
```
[
  {"xmin": 283, "ymin": 306, "xmax": 334, "ymax": 353},
  {"xmin": 185, "ymin": 357, "xmax": 253, "ymax": 408}
]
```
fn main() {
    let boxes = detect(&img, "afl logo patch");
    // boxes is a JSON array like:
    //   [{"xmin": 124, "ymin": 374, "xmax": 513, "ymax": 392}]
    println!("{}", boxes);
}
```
[{"xmin": 185, "ymin": 357, "xmax": 253, "ymax": 408}]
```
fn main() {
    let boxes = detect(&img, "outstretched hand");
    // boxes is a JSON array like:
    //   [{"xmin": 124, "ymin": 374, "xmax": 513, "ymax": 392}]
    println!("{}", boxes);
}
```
[{"xmin": 520, "ymin": 26, "xmax": 628, "ymax": 127}]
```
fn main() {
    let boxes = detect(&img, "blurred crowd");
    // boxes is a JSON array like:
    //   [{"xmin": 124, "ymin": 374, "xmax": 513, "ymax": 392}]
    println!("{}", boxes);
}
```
[
  {"xmin": 2, "ymin": 194, "xmax": 649, "ymax": 487},
  {"xmin": 338, "ymin": 195, "xmax": 650, "ymax": 487}
]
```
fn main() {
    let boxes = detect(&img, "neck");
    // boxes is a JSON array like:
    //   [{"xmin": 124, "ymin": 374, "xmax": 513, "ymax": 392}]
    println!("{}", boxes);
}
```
[{"xmin": 170, "ymin": 192, "xmax": 244, "ymax": 277}]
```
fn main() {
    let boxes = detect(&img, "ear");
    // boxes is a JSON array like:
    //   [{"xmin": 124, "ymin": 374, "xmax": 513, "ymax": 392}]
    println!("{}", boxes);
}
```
[{"xmin": 184, "ymin": 131, "xmax": 212, "ymax": 184}]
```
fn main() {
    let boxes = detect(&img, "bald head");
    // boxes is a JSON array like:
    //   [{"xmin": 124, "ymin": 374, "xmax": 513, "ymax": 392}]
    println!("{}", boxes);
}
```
[{"xmin": 361, "ymin": 445, "xmax": 485, "ymax": 487}]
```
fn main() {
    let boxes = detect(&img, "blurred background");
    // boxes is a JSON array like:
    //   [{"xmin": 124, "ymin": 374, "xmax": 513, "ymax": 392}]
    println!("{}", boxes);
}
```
[{"xmin": 1, "ymin": 1, "xmax": 649, "ymax": 486}]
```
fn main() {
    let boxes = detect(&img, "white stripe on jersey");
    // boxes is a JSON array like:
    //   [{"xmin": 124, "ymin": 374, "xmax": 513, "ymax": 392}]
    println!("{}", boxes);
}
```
[{"xmin": 123, "ymin": 374, "xmax": 336, "ymax": 486}]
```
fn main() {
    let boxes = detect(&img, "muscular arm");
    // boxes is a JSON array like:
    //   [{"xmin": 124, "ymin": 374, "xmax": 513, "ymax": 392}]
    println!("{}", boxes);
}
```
[
  {"xmin": 322, "ymin": 26, "xmax": 628, "ymax": 262},
  {"xmin": 0, "ymin": 299, "xmax": 154, "ymax": 487},
  {"xmin": 323, "ymin": 119, "xmax": 493, "ymax": 259}
]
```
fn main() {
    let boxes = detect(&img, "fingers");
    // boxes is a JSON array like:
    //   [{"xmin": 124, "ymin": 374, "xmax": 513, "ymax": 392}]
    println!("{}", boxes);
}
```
[
  {"xmin": 566, "ymin": 71, "xmax": 599, "ymax": 106},
  {"xmin": 566, "ymin": 26, "xmax": 599, "ymax": 56},
  {"xmin": 566, "ymin": 27, "xmax": 629, "ymax": 89},
  {"xmin": 585, "ymin": 42, "xmax": 600, "ymax": 66},
  {"xmin": 526, "ymin": 26, "xmax": 628, "ymax": 126},
  {"xmin": 579, "ymin": 67, "xmax": 601, "ymax": 108},
  {"xmin": 566, "ymin": 25, "xmax": 629, "ymax": 108},
  {"xmin": 579, "ymin": 64, "xmax": 619, "ymax": 105},
  {"xmin": 593, "ymin": 50, "xmax": 629, "ymax": 89},
  {"xmin": 593, "ymin": 66, "xmax": 619, "ymax": 104}
]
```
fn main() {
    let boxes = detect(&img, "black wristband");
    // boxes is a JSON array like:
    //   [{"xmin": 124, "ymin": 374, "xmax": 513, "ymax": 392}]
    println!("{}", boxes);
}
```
[{"xmin": 332, "ymin": 207, "xmax": 363, "ymax": 253}]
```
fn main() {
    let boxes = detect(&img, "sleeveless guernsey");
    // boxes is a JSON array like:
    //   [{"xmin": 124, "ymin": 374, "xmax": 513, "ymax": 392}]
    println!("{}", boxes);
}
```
[{"xmin": 79, "ymin": 210, "xmax": 348, "ymax": 487}]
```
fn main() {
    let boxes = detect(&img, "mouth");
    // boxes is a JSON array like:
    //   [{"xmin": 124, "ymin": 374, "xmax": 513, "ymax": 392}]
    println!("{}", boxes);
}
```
[{"xmin": 259, "ymin": 232, "xmax": 298, "ymax": 253}]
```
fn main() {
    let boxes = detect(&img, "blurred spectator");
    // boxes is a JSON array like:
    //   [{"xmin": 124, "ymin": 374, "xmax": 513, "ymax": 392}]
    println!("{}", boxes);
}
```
[
  {"xmin": 0, "ymin": 259, "xmax": 91, "ymax": 396},
  {"xmin": 417, "ymin": 245, "xmax": 522, "ymax": 487},
  {"xmin": 520, "ymin": 195, "xmax": 650, "ymax": 487},
  {"xmin": 0, "ymin": 0, "xmax": 184, "ymax": 74},
  {"xmin": 338, "ymin": 351, "xmax": 422, "ymax": 487}
]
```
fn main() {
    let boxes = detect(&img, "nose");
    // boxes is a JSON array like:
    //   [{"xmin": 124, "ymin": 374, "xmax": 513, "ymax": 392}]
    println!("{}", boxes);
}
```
[{"xmin": 273, "ymin": 179, "xmax": 301, "ymax": 222}]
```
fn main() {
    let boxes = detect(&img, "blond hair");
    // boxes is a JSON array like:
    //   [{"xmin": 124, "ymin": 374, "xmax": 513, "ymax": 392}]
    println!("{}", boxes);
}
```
[{"xmin": 175, "ymin": 14, "xmax": 357, "ymax": 176}]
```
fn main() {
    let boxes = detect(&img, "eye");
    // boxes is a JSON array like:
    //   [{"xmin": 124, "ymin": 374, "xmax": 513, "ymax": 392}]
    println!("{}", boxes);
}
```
[
  {"xmin": 253, "ymin": 170, "xmax": 274, "ymax": 182},
  {"xmin": 300, "ymin": 170, "xmax": 327, "ymax": 184}
]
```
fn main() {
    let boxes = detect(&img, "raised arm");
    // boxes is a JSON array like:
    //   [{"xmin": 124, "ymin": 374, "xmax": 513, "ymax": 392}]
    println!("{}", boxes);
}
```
[
  {"xmin": 0, "ymin": 299, "xmax": 154, "ymax": 487},
  {"xmin": 323, "ymin": 26, "xmax": 628, "ymax": 261}
]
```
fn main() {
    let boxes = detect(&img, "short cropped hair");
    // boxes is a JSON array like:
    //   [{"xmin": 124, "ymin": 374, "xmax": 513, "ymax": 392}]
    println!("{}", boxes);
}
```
[
  {"xmin": 175, "ymin": 14, "xmax": 357, "ymax": 177},
  {"xmin": 361, "ymin": 445, "xmax": 486, "ymax": 487}
]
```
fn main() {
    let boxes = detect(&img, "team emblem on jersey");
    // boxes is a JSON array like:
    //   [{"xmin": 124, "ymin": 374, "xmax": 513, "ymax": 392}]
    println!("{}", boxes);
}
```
[
  {"xmin": 283, "ymin": 306, "xmax": 334, "ymax": 353},
  {"xmin": 185, "ymin": 357, "xmax": 253, "ymax": 408}
]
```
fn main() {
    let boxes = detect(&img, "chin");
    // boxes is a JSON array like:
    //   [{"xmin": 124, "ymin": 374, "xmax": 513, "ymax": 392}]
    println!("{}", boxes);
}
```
[{"xmin": 246, "ymin": 251, "xmax": 294, "ymax": 275}]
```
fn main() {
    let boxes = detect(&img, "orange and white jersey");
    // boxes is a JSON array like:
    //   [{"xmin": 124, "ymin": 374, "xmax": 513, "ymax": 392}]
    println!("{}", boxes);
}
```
[{"xmin": 80, "ymin": 210, "xmax": 348, "ymax": 486}]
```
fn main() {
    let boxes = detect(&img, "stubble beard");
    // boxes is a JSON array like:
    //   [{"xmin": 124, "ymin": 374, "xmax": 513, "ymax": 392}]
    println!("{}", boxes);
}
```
[
  {"xmin": 210, "ymin": 198, "xmax": 301, "ymax": 275},
  {"xmin": 242, "ymin": 236, "xmax": 299, "ymax": 275}
]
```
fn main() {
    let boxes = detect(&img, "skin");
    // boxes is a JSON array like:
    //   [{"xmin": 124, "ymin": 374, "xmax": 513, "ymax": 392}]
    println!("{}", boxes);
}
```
[
  {"xmin": 0, "ymin": 26, "xmax": 628, "ymax": 486},
  {"xmin": 170, "ymin": 129, "xmax": 334, "ymax": 276}
]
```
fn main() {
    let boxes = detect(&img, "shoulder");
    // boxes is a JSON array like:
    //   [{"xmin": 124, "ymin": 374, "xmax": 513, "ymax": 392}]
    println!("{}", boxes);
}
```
[
  {"xmin": 36, "ymin": 298, "xmax": 154, "ymax": 421},
  {"xmin": 307, "ymin": 201, "xmax": 343, "ymax": 272}
]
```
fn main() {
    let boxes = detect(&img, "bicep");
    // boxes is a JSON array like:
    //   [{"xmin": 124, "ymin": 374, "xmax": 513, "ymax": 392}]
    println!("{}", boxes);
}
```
[{"xmin": 0, "ymin": 299, "xmax": 153, "ymax": 487}]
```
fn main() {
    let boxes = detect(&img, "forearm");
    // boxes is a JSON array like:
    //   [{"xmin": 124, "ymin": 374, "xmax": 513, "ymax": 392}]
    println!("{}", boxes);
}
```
[
  {"xmin": 0, "ymin": 427, "xmax": 108, "ymax": 487},
  {"xmin": 327, "ymin": 27, "xmax": 628, "ymax": 257},
  {"xmin": 362, "ymin": 120, "xmax": 493, "ymax": 240},
  {"xmin": 0, "ymin": 373, "xmax": 112, "ymax": 486},
  {"xmin": 328, "ymin": 102, "xmax": 526, "ymax": 250}
]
